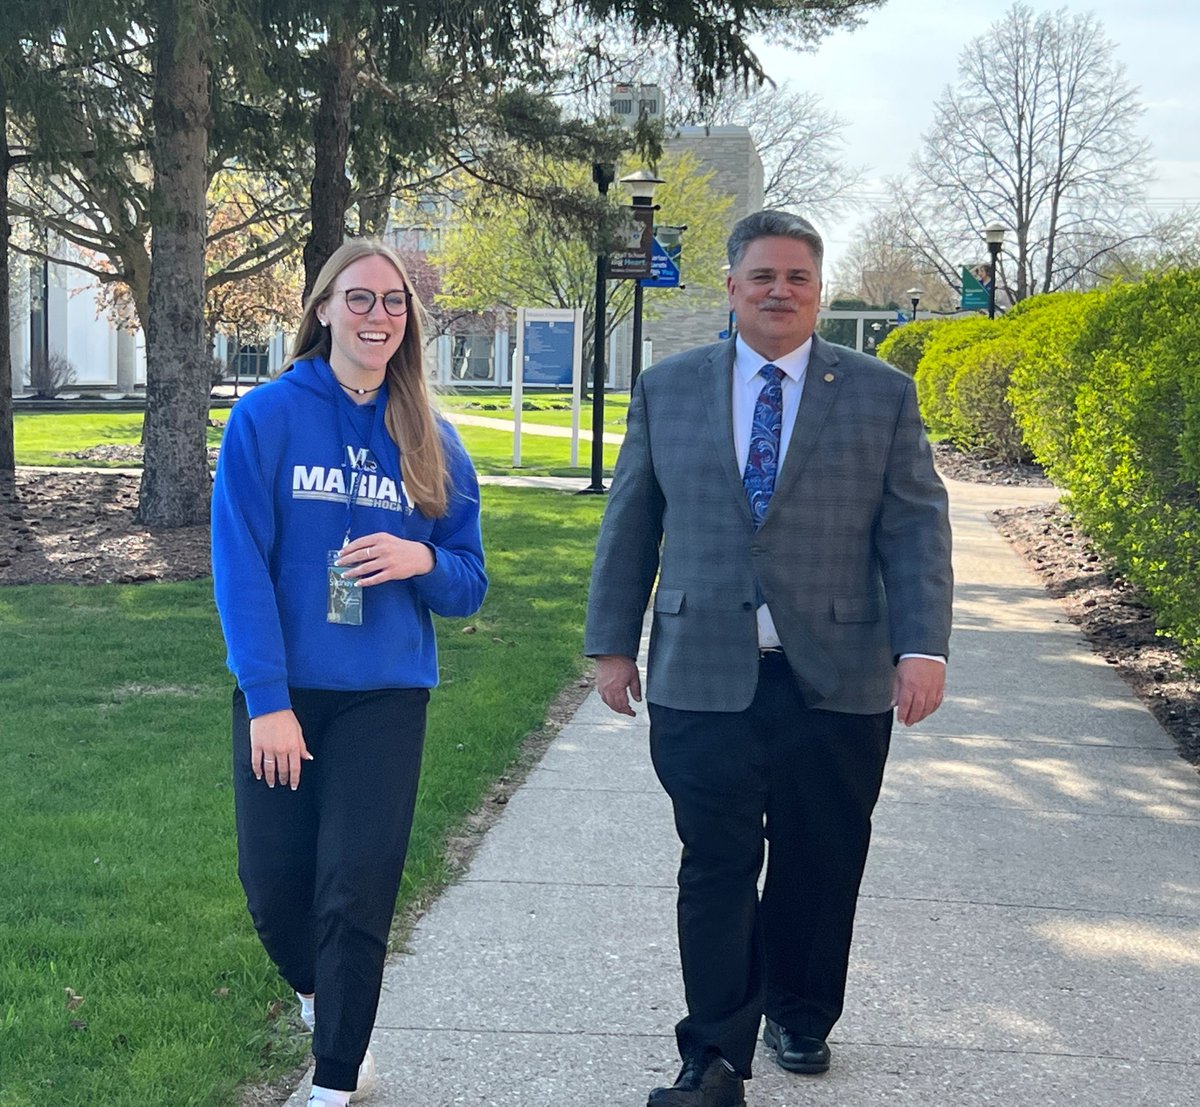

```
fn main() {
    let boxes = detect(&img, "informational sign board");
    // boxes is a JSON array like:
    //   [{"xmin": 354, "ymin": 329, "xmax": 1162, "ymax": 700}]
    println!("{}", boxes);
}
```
[
  {"xmin": 512, "ymin": 308, "xmax": 585, "ymax": 467},
  {"xmin": 607, "ymin": 208, "xmax": 655, "ymax": 280},
  {"xmin": 520, "ymin": 315, "xmax": 575, "ymax": 386}
]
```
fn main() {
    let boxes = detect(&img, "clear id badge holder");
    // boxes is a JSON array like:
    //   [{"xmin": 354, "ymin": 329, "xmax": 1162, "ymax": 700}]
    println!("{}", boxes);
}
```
[{"xmin": 327, "ymin": 549, "xmax": 363, "ymax": 625}]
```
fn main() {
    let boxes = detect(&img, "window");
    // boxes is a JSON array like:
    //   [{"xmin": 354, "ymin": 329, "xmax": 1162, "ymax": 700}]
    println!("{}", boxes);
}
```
[{"xmin": 450, "ymin": 333, "xmax": 494, "ymax": 382}]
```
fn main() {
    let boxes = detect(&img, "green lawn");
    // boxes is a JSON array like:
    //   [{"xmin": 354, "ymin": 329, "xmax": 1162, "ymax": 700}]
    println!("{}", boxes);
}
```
[
  {"xmin": 13, "ymin": 409, "xmax": 623, "ymax": 480},
  {"xmin": 452, "ymin": 425, "xmax": 622, "ymax": 477},
  {"xmin": 13, "ymin": 412, "xmax": 227, "ymax": 467},
  {"xmin": 0, "ymin": 487, "xmax": 605, "ymax": 1106},
  {"xmin": 438, "ymin": 391, "xmax": 630, "ymax": 433}
]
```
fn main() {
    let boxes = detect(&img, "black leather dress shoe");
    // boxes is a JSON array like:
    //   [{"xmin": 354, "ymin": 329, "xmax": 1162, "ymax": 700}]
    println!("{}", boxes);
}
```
[
  {"xmin": 647, "ymin": 1052, "xmax": 746, "ymax": 1107},
  {"xmin": 762, "ymin": 1018, "xmax": 831, "ymax": 1074}
]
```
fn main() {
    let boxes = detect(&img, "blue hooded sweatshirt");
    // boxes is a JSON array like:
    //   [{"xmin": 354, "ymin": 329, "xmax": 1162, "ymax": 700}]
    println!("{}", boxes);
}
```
[{"xmin": 211, "ymin": 357, "xmax": 487, "ymax": 718}]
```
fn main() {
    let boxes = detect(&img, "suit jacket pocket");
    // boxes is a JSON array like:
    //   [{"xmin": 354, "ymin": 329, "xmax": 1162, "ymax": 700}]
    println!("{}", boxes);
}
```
[
  {"xmin": 832, "ymin": 593, "xmax": 881, "ymax": 623},
  {"xmin": 653, "ymin": 587, "xmax": 685, "ymax": 615}
]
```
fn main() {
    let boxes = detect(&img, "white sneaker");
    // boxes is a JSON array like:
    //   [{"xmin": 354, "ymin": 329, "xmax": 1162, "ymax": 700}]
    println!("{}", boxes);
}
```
[{"xmin": 349, "ymin": 1049, "xmax": 377, "ymax": 1102}]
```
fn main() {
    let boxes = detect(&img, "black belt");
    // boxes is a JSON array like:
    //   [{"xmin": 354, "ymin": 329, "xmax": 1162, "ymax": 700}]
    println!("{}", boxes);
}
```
[{"xmin": 756, "ymin": 646, "xmax": 820, "ymax": 707}]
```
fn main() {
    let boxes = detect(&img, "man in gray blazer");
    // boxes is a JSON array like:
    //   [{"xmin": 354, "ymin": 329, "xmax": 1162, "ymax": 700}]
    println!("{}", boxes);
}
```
[{"xmin": 585, "ymin": 210, "xmax": 952, "ymax": 1107}]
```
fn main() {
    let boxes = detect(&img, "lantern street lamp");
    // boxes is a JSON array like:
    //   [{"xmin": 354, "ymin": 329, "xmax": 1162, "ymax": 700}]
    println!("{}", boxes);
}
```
[
  {"xmin": 984, "ymin": 222, "xmax": 1006, "ymax": 319},
  {"xmin": 906, "ymin": 287, "xmax": 923, "ymax": 324},
  {"xmin": 619, "ymin": 169, "xmax": 664, "ymax": 390}
]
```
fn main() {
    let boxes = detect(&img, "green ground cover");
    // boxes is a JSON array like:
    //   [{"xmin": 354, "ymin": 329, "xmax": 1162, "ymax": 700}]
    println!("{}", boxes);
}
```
[
  {"xmin": 13, "ymin": 413, "xmax": 227, "ymax": 468},
  {"xmin": 451, "ymin": 425, "xmax": 621, "ymax": 477},
  {"xmin": 438, "ymin": 391, "xmax": 630, "ymax": 432},
  {"xmin": 13, "ymin": 404, "xmax": 624, "ymax": 477},
  {"xmin": 0, "ymin": 487, "xmax": 604, "ymax": 1106}
]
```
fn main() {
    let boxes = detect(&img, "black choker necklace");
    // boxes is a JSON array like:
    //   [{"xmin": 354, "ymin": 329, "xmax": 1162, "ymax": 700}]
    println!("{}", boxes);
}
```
[{"xmin": 333, "ymin": 375, "xmax": 383, "ymax": 396}]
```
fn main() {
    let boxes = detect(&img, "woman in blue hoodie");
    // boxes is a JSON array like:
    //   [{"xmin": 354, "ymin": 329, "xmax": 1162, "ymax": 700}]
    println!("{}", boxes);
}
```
[{"xmin": 212, "ymin": 240, "xmax": 487, "ymax": 1107}]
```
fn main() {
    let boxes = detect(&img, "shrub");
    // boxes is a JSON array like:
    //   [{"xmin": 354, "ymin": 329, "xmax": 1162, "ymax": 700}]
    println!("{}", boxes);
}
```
[
  {"xmin": 28, "ymin": 350, "xmax": 77, "ymax": 398},
  {"xmin": 1006, "ymin": 289, "xmax": 1111, "ymax": 481},
  {"xmin": 876, "ymin": 318, "xmax": 943, "ymax": 377},
  {"xmin": 913, "ymin": 316, "xmax": 1000, "ymax": 439},
  {"xmin": 1066, "ymin": 270, "xmax": 1200, "ymax": 661},
  {"xmin": 947, "ymin": 334, "xmax": 1029, "ymax": 462}
]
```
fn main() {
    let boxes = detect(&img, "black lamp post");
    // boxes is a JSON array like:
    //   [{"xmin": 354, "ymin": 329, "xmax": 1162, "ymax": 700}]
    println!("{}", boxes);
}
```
[
  {"xmin": 581, "ymin": 162, "xmax": 616, "ymax": 495},
  {"xmin": 618, "ymin": 169, "xmax": 663, "ymax": 391},
  {"xmin": 984, "ymin": 222, "xmax": 1006, "ymax": 319},
  {"xmin": 907, "ymin": 287, "xmax": 923, "ymax": 324}
]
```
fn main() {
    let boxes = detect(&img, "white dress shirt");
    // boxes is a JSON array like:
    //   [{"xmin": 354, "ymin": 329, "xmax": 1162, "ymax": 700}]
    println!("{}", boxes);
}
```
[
  {"xmin": 732, "ymin": 336, "xmax": 808, "ymax": 649},
  {"xmin": 732, "ymin": 335, "xmax": 944, "ymax": 666}
]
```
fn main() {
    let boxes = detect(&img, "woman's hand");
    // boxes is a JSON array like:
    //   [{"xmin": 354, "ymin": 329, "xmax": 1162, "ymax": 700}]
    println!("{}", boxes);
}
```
[
  {"xmin": 250, "ymin": 709, "xmax": 313, "ymax": 790},
  {"xmin": 336, "ymin": 533, "xmax": 435, "ymax": 585}
]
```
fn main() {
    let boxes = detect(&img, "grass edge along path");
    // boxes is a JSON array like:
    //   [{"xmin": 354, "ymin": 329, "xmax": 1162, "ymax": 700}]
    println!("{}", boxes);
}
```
[
  {"xmin": 0, "ymin": 486, "xmax": 605, "ymax": 1106},
  {"xmin": 12, "ymin": 409, "xmax": 621, "ymax": 478}
]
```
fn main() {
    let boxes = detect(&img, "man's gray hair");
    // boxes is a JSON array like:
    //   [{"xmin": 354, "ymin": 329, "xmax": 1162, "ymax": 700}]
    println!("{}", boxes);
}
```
[{"xmin": 727, "ymin": 210, "xmax": 824, "ymax": 276}]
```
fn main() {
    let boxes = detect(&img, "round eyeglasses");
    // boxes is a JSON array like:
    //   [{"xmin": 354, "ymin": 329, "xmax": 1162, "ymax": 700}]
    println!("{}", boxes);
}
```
[{"xmin": 340, "ymin": 288, "xmax": 411, "ymax": 316}]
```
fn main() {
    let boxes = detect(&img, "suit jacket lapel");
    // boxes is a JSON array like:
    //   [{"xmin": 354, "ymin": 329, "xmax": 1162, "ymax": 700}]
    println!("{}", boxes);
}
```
[
  {"xmin": 699, "ymin": 340, "xmax": 752, "ymax": 516},
  {"xmin": 772, "ymin": 335, "xmax": 842, "ymax": 504}
]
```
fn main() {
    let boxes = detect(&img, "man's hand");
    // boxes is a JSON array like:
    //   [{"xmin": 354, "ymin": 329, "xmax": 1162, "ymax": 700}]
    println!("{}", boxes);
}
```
[
  {"xmin": 594, "ymin": 655, "xmax": 642, "ymax": 717},
  {"xmin": 892, "ymin": 657, "xmax": 946, "ymax": 726}
]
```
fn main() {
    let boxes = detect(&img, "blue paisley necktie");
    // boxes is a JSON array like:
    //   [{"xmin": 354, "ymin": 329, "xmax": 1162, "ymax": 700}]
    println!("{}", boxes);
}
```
[{"xmin": 743, "ymin": 364, "xmax": 785, "ymax": 527}]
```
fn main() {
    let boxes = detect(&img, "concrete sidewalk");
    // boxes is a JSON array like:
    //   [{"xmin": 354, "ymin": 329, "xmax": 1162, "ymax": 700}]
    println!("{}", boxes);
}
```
[
  {"xmin": 444, "ymin": 411, "xmax": 626, "ymax": 445},
  {"xmin": 286, "ymin": 478, "xmax": 1200, "ymax": 1106}
]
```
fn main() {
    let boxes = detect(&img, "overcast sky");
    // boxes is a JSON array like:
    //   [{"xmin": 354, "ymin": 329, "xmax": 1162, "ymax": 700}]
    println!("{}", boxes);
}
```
[{"xmin": 753, "ymin": 0, "xmax": 1200, "ymax": 270}]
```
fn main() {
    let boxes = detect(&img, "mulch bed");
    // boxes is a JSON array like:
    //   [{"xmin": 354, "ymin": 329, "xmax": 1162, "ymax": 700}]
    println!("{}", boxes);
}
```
[{"xmin": 0, "ymin": 470, "xmax": 211, "ymax": 585}]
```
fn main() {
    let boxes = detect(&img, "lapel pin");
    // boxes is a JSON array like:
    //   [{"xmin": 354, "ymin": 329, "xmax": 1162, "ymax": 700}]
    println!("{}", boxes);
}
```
[{"xmin": 823, "ymin": 372, "xmax": 835, "ymax": 383}]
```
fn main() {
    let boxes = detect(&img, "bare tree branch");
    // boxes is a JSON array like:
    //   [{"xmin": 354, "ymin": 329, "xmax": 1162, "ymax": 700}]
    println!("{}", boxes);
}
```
[{"xmin": 889, "ymin": 2, "xmax": 1152, "ymax": 303}]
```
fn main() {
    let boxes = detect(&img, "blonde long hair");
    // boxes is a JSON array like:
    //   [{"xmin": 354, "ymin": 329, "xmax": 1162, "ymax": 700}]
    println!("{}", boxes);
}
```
[{"xmin": 284, "ymin": 240, "xmax": 449, "ymax": 517}]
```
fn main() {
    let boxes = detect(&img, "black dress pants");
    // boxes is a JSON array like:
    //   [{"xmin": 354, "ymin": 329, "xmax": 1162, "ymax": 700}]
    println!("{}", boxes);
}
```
[
  {"xmin": 649, "ymin": 653, "xmax": 892, "ymax": 1078},
  {"xmin": 233, "ymin": 685, "xmax": 428, "ymax": 1092}
]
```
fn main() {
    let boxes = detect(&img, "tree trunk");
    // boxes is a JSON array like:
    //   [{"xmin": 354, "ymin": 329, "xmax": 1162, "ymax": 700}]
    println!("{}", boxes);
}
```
[
  {"xmin": 356, "ymin": 185, "xmax": 392, "ymax": 238},
  {"xmin": 0, "ymin": 69, "xmax": 15, "ymax": 474},
  {"xmin": 302, "ymin": 32, "xmax": 354, "ymax": 298},
  {"xmin": 137, "ymin": 0, "xmax": 213, "ymax": 527}
]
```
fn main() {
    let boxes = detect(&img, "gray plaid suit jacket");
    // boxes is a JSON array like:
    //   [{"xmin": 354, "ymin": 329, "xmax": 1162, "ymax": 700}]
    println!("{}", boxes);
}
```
[{"xmin": 584, "ymin": 335, "xmax": 952, "ymax": 715}]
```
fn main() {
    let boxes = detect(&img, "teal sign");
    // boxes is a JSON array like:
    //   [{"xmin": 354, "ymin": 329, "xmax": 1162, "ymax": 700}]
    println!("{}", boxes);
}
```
[{"xmin": 960, "ymin": 265, "xmax": 989, "ymax": 311}]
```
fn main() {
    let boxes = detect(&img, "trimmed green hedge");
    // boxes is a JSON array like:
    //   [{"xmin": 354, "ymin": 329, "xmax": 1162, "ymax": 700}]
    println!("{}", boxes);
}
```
[
  {"xmin": 1066, "ymin": 271, "xmax": 1200, "ymax": 659},
  {"xmin": 946, "ymin": 332, "xmax": 1027, "ymax": 461},
  {"xmin": 913, "ymin": 316, "xmax": 1002, "ymax": 445},
  {"xmin": 876, "ymin": 318, "xmax": 943, "ymax": 377},
  {"xmin": 1006, "ymin": 290, "xmax": 1109, "ymax": 481},
  {"xmin": 908, "ymin": 271, "xmax": 1200, "ymax": 666}
]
